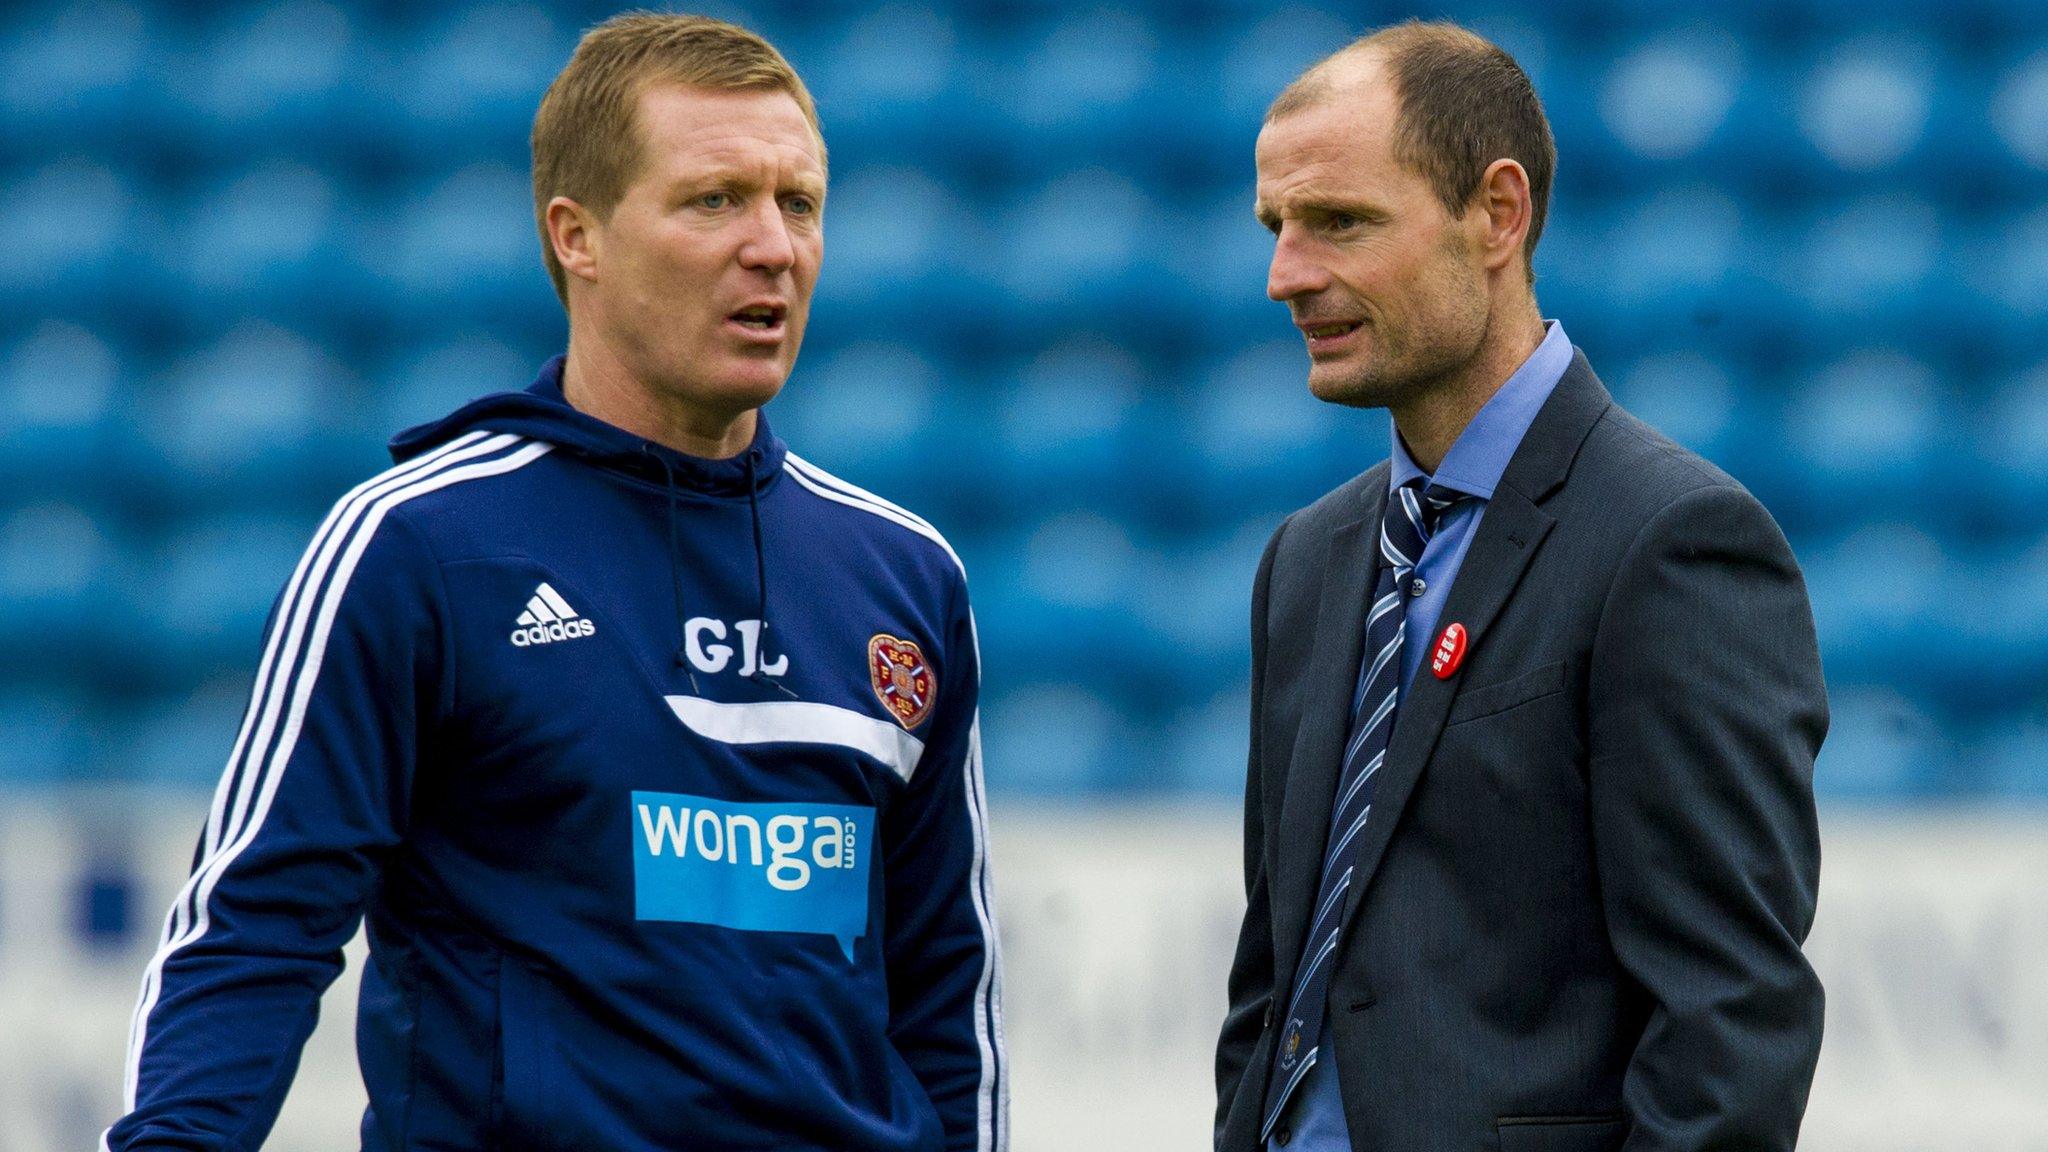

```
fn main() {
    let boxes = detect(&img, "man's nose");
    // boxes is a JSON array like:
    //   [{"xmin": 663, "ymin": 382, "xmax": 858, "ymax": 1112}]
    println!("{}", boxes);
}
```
[
  {"xmin": 738, "ymin": 200, "xmax": 797, "ymax": 275},
  {"xmin": 1267, "ymin": 225, "xmax": 1327, "ymax": 302}
]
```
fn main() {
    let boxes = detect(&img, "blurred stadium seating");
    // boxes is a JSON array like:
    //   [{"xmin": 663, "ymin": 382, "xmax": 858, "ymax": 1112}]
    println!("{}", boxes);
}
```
[{"xmin": 0, "ymin": 0, "xmax": 2043, "ymax": 808}]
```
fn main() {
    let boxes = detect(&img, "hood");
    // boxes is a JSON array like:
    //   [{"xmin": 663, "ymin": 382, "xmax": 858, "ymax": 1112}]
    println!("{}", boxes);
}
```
[
  {"xmin": 390, "ymin": 354, "xmax": 786, "ymax": 499},
  {"xmin": 391, "ymin": 353, "xmax": 797, "ymax": 696}
]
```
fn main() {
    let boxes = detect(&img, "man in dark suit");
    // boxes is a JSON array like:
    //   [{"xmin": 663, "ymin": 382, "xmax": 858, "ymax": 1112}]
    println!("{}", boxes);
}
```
[{"xmin": 1214, "ymin": 21, "xmax": 1828, "ymax": 1152}]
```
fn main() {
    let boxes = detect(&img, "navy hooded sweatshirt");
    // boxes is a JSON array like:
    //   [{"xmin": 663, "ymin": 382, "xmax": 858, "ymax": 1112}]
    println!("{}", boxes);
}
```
[{"xmin": 108, "ymin": 357, "xmax": 1008, "ymax": 1152}]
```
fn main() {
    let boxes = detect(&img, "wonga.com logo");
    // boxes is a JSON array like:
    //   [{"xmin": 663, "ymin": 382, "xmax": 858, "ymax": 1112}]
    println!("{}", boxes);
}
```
[{"xmin": 630, "ymin": 790, "xmax": 873, "ymax": 960}]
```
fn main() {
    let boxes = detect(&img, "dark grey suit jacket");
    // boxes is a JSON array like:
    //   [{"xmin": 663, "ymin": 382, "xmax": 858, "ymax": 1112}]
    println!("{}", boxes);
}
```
[{"xmin": 1214, "ymin": 353, "xmax": 1828, "ymax": 1152}]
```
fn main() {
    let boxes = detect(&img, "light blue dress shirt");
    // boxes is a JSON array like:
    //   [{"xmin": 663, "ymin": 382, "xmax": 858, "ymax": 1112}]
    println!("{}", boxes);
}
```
[{"xmin": 1271, "ymin": 320, "xmax": 1573, "ymax": 1151}]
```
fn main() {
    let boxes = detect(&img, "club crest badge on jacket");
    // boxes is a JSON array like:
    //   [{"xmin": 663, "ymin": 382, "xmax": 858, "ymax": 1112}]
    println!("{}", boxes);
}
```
[{"xmin": 869, "ymin": 634, "xmax": 935, "ymax": 729}]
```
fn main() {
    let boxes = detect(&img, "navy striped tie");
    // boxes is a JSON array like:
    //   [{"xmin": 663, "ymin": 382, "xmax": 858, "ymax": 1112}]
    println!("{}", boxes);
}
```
[{"xmin": 1262, "ymin": 478, "xmax": 1463, "ymax": 1142}]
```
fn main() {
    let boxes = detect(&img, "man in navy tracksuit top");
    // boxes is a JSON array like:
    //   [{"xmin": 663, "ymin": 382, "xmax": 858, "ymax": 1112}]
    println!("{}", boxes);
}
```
[{"xmin": 107, "ymin": 14, "xmax": 1006, "ymax": 1152}]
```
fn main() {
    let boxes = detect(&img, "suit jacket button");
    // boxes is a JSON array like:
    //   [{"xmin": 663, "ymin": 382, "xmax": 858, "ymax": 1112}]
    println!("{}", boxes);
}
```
[
  {"xmin": 1262, "ymin": 1006, "xmax": 1273, "ymax": 1029},
  {"xmin": 1274, "ymin": 1123, "xmax": 1293, "ymax": 1146}
]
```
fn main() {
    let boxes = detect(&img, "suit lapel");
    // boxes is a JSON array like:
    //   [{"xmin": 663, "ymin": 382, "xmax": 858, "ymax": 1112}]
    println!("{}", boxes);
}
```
[
  {"xmin": 1334, "ymin": 352, "xmax": 1614, "ymax": 931},
  {"xmin": 1270, "ymin": 479, "xmax": 1386, "ymax": 987},
  {"xmin": 1334, "ymin": 487, "xmax": 1554, "ymax": 926}
]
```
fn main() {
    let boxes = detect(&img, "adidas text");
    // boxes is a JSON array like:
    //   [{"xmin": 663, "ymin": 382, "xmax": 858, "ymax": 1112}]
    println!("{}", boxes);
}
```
[
  {"xmin": 511, "ymin": 582, "xmax": 596, "ymax": 647},
  {"xmin": 512, "ymin": 618, "xmax": 596, "ymax": 647}
]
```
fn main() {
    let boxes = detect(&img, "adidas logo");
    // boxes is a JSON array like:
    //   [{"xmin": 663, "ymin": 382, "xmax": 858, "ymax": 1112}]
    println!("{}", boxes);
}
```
[{"xmin": 511, "ymin": 582, "xmax": 597, "ymax": 647}]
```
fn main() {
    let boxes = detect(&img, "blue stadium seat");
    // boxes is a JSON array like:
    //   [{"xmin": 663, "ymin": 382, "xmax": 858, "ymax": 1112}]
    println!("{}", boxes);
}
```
[
  {"xmin": 976, "ymin": 338, "xmax": 1152, "ymax": 521},
  {"xmin": 1160, "ymin": 682, "xmax": 1252, "ymax": 794},
  {"xmin": 72, "ymin": 847, "xmax": 140, "ymax": 950},
  {"xmin": 1778, "ymin": 34, "xmax": 1985, "ymax": 198},
  {"xmin": 1989, "ymin": 49, "xmax": 2048, "ymax": 176},
  {"xmin": 387, "ymin": 4, "xmax": 568, "ymax": 161},
  {"xmin": 1782, "ymin": 195, "xmax": 1967, "ymax": 354},
  {"xmin": 1177, "ymin": 193, "xmax": 1282, "ymax": 351},
  {"xmin": 998, "ymin": 10, "xmax": 1188, "ymax": 178},
  {"xmin": 134, "ymin": 510, "xmax": 309, "ymax": 678},
  {"xmin": 124, "ymin": 322, "xmax": 380, "ymax": 512},
  {"xmin": 120, "ymin": 678, "xmax": 252, "ymax": 787},
  {"xmin": 1779, "ymin": 351, "xmax": 1946, "ymax": 524},
  {"xmin": 0, "ymin": 321, "xmax": 120, "ymax": 503},
  {"xmin": 0, "ymin": 503, "xmax": 118, "ymax": 681},
  {"xmin": 169, "ymin": 160, "xmax": 358, "ymax": 331},
  {"xmin": 807, "ymin": 6, "xmax": 966, "ymax": 167},
  {"xmin": 804, "ymin": 166, "xmax": 976, "ymax": 342},
  {"xmin": 1178, "ymin": 340, "xmax": 1358, "ymax": 528},
  {"xmin": 1979, "ymin": 362, "xmax": 2048, "ymax": 533},
  {"xmin": 1972, "ymin": 206, "xmax": 2048, "ymax": 361},
  {"xmin": 1134, "ymin": 523, "xmax": 1269, "ymax": 695},
  {"xmin": 809, "ymin": 6, "xmax": 1007, "ymax": 177},
  {"xmin": 1596, "ymin": 187, "xmax": 1783, "ymax": 338},
  {"xmin": 0, "ymin": 160, "xmax": 142, "ymax": 317},
  {"xmin": 1607, "ymin": 349, "xmax": 1758, "ymax": 479},
  {"xmin": 378, "ymin": 164, "xmax": 558, "ymax": 327},
  {"xmin": 1013, "ymin": 512, "xmax": 1145, "ymax": 646},
  {"xmin": 1785, "ymin": 35, "xmax": 1942, "ymax": 186},
  {"xmin": 1160, "ymin": 6, "xmax": 1350, "ymax": 189},
  {"xmin": 376, "ymin": 332, "xmax": 534, "ymax": 437},
  {"xmin": 1582, "ymin": 29, "xmax": 1747, "ymax": 179},
  {"xmin": 969, "ymin": 513, "xmax": 1156, "ymax": 703},
  {"xmin": 1911, "ymin": 51, "xmax": 2013, "ymax": 198},
  {"xmin": 991, "ymin": 170, "xmax": 1171, "ymax": 344},
  {"xmin": 772, "ymin": 340, "xmax": 946, "ymax": 497},
  {"xmin": 1902, "ymin": 50, "xmax": 1994, "ymax": 197},
  {"xmin": 164, "ymin": 0, "xmax": 368, "ymax": 159},
  {"xmin": 1975, "ymin": 714, "xmax": 2048, "ymax": 798},
  {"xmin": 982, "ymin": 682, "xmax": 1134, "ymax": 794},
  {"xmin": 1813, "ymin": 687, "xmax": 1951, "ymax": 799},
  {"xmin": 1799, "ymin": 523, "xmax": 1950, "ymax": 696},
  {"xmin": 0, "ymin": 687, "xmax": 90, "ymax": 782},
  {"xmin": 1964, "ymin": 538, "xmax": 2048, "ymax": 703},
  {"xmin": 1203, "ymin": 6, "xmax": 1353, "ymax": 138},
  {"xmin": 1690, "ymin": 52, "xmax": 1812, "ymax": 193},
  {"xmin": 0, "ymin": 0, "xmax": 153, "ymax": 158}
]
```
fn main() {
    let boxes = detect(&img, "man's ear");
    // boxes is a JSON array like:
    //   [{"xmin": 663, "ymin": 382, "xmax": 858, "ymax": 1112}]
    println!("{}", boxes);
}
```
[
  {"xmin": 1474, "ymin": 158, "xmax": 1532, "ymax": 274},
  {"xmin": 546, "ymin": 196, "xmax": 601, "ymax": 286}
]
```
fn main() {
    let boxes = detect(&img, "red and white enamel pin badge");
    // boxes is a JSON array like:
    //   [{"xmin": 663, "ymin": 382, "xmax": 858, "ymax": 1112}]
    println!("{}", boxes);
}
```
[{"xmin": 1430, "ymin": 622, "xmax": 1468, "ymax": 679}]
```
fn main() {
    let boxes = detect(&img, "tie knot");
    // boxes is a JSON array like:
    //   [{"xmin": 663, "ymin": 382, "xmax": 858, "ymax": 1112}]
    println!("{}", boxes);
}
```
[
  {"xmin": 1414, "ymin": 481, "xmax": 1465, "ymax": 527},
  {"xmin": 1381, "ymin": 480, "xmax": 1465, "ymax": 573}
]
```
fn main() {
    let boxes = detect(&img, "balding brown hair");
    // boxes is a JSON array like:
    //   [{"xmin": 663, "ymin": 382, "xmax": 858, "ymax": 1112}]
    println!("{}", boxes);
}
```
[
  {"xmin": 531, "ymin": 11, "xmax": 824, "ymax": 307},
  {"xmin": 1270, "ymin": 21, "xmax": 1554, "ymax": 283}
]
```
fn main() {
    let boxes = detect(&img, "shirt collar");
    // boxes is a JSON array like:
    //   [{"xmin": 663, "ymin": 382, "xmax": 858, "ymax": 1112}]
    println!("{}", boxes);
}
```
[{"xmin": 1389, "ymin": 319, "xmax": 1573, "ymax": 501}]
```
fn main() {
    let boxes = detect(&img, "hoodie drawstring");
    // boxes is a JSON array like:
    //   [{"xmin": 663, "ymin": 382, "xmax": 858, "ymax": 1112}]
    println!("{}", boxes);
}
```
[
  {"xmin": 645, "ymin": 441, "xmax": 796, "ymax": 701},
  {"xmin": 646, "ymin": 447, "xmax": 701, "ymax": 694},
  {"xmin": 744, "ymin": 448, "xmax": 799, "ymax": 700}
]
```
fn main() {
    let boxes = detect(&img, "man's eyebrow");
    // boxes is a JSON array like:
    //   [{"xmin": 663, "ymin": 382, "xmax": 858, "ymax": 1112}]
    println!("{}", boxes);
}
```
[
  {"xmin": 663, "ymin": 162, "xmax": 825, "ymax": 193},
  {"xmin": 1259, "ymin": 193, "xmax": 1390, "ymax": 225},
  {"xmin": 1318, "ymin": 199, "xmax": 1390, "ymax": 222}
]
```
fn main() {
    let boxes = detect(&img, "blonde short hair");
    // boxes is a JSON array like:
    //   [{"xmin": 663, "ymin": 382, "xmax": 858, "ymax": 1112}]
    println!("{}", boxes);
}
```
[{"xmin": 530, "ymin": 11, "xmax": 824, "ymax": 306}]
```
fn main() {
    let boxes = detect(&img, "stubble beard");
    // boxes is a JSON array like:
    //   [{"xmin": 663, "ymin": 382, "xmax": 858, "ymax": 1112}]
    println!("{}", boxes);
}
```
[
  {"xmin": 1302, "ymin": 217, "xmax": 1499, "ymax": 409},
  {"xmin": 1308, "ymin": 311, "xmax": 1485, "ymax": 414},
  {"xmin": 1308, "ymin": 248, "xmax": 1492, "ymax": 415}
]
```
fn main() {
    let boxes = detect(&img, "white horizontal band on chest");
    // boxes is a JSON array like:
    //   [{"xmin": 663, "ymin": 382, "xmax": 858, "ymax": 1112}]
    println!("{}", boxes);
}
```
[{"xmin": 664, "ymin": 696, "xmax": 926, "ymax": 783}]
